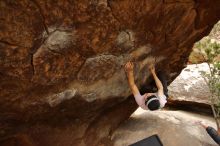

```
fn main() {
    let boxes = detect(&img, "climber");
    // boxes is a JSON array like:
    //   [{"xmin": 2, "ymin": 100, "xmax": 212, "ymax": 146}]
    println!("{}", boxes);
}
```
[
  {"xmin": 197, "ymin": 121, "xmax": 220, "ymax": 145},
  {"xmin": 124, "ymin": 61, "xmax": 168, "ymax": 111}
]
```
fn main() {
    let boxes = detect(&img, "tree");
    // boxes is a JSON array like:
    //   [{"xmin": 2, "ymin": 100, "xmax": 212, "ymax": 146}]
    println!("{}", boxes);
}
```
[{"xmin": 194, "ymin": 38, "xmax": 220, "ymax": 128}]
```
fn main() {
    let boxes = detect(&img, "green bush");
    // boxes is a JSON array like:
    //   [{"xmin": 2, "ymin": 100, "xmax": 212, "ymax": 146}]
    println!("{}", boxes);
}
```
[
  {"xmin": 190, "ymin": 21, "xmax": 220, "ymax": 64},
  {"xmin": 196, "ymin": 38, "xmax": 220, "ymax": 128}
]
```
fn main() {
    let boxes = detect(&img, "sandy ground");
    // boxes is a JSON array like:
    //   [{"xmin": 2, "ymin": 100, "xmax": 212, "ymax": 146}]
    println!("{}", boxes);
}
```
[{"xmin": 112, "ymin": 108, "xmax": 217, "ymax": 146}]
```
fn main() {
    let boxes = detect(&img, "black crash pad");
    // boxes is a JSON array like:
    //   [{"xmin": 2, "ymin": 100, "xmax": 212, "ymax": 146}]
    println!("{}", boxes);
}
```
[{"xmin": 130, "ymin": 134, "xmax": 163, "ymax": 146}]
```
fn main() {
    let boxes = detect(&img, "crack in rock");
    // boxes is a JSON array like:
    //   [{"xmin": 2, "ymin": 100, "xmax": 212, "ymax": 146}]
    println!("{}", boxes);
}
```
[
  {"xmin": 30, "ymin": 53, "xmax": 35, "ymax": 76},
  {"xmin": 30, "ymin": 0, "xmax": 49, "ymax": 35},
  {"xmin": 107, "ymin": 0, "xmax": 121, "ymax": 24}
]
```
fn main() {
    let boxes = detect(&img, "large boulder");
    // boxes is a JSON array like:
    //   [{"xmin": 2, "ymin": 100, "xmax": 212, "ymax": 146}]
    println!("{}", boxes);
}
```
[
  {"xmin": 168, "ymin": 63, "xmax": 211, "ymax": 104},
  {"xmin": 167, "ymin": 63, "xmax": 213, "ymax": 114},
  {"xmin": 0, "ymin": 0, "xmax": 220, "ymax": 145}
]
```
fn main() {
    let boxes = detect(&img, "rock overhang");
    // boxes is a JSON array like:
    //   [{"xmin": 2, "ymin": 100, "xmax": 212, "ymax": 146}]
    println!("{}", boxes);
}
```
[{"xmin": 0, "ymin": 0, "xmax": 220, "ymax": 145}]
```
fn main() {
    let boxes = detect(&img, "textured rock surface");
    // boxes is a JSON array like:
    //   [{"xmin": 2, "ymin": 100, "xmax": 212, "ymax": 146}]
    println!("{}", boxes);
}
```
[
  {"xmin": 112, "ymin": 109, "xmax": 217, "ymax": 146},
  {"xmin": 167, "ymin": 63, "xmax": 213, "ymax": 114},
  {"xmin": 0, "ymin": 0, "xmax": 220, "ymax": 145},
  {"xmin": 168, "ymin": 63, "xmax": 211, "ymax": 102}
]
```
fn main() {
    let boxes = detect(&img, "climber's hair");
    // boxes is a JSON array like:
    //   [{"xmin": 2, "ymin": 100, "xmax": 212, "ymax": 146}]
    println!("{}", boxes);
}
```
[{"xmin": 145, "ymin": 95, "xmax": 160, "ymax": 111}]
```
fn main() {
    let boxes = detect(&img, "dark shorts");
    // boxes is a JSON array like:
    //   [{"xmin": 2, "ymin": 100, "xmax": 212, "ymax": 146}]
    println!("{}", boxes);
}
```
[
  {"xmin": 140, "ymin": 71, "xmax": 169, "ymax": 98},
  {"xmin": 206, "ymin": 126, "xmax": 220, "ymax": 145}
]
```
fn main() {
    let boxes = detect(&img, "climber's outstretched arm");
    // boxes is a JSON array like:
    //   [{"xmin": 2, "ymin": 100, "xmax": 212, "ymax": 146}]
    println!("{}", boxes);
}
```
[
  {"xmin": 149, "ymin": 65, "xmax": 164, "ymax": 96},
  {"xmin": 124, "ymin": 62, "xmax": 140, "ymax": 96}
]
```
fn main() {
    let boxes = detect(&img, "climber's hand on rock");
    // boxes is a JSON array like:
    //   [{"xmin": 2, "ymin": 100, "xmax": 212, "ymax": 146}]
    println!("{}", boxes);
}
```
[
  {"xmin": 148, "ymin": 64, "xmax": 155, "ymax": 73},
  {"xmin": 124, "ymin": 61, "xmax": 134, "ymax": 73}
]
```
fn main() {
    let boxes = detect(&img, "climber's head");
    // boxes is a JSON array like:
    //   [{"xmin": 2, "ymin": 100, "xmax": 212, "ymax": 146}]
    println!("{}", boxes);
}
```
[{"xmin": 145, "ymin": 95, "xmax": 160, "ymax": 111}]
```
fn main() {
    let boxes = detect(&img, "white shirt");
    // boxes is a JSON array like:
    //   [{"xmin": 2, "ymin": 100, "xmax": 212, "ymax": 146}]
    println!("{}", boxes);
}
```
[{"xmin": 134, "ymin": 92, "xmax": 167, "ymax": 110}]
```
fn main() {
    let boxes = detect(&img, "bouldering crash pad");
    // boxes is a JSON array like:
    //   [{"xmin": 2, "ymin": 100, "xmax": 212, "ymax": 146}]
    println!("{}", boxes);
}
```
[{"xmin": 130, "ymin": 134, "xmax": 163, "ymax": 146}]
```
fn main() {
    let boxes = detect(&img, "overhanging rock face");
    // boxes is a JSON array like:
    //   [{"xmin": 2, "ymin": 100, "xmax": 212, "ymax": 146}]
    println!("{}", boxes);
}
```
[{"xmin": 0, "ymin": 0, "xmax": 220, "ymax": 145}]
